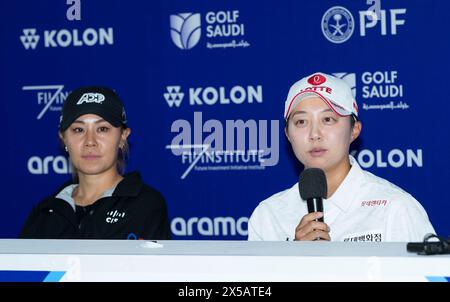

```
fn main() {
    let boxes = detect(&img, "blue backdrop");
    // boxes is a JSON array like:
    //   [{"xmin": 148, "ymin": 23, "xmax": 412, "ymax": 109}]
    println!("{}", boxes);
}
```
[{"xmin": 1, "ymin": 0, "xmax": 448, "ymax": 239}]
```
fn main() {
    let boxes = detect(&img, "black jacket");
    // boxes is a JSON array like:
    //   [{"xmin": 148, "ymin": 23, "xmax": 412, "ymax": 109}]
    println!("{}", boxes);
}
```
[{"xmin": 20, "ymin": 172, "xmax": 170, "ymax": 240}]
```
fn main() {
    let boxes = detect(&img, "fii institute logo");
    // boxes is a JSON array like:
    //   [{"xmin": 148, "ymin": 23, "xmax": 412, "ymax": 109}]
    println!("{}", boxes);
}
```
[
  {"xmin": 22, "ymin": 85, "xmax": 68, "ymax": 120},
  {"xmin": 321, "ymin": 6, "xmax": 355, "ymax": 44},
  {"xmin": 170, "ymin": 13, "xmax": 201, "ymax": 50},
  {"xmin": 166, "ymin": 112, "xmax": 280, "ymax": 179}
]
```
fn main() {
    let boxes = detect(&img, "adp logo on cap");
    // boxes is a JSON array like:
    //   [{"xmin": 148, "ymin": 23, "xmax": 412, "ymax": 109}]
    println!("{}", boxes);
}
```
[
  {"xmin": 307, "ymin": 74, "xmax": 327, "ymax": 85},
  {"xmin": 77, "ymin": 93, "xmax": 105, "ymax": 105}
]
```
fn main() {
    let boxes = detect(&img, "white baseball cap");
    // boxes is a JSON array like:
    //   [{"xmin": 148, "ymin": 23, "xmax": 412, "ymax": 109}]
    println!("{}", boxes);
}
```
[{"xmin": 284, "ymin": 72, "xmax": 358, "ymax": 120}]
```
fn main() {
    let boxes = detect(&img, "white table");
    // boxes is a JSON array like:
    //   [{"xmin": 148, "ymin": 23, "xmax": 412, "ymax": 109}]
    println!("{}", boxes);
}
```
[{"xmin": 0, "ymin": 239, "xmax": 448, "ymax": 282}]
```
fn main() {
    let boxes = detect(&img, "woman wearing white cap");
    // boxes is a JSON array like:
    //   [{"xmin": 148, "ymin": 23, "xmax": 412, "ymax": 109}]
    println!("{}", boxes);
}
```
[
  {"xmin": 248, "ymin": 72, "xmax": 435, "ymax": 242},
  {"xmin": 20, "ymin": 86, "xmax": 170, "ymax": 240}
]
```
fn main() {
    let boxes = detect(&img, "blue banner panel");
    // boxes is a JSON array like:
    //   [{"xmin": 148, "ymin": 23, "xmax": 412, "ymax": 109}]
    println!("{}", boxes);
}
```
[{"xmin": 0, "ymin": 0, "xmax": 448, "ymax": 239}]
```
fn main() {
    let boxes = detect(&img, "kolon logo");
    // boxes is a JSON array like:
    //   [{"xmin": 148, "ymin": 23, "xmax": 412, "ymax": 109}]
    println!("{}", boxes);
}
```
[
  {"xmin": 20, "ymin": 27, "xmax": 114, "ymax": 49},
  {"xmin": 170, "ymin": 13, "xmax": 201, "ymax": 49},
  {"xmin": 164, "ymin": 86, "xmax": 184, "ymax": 107},
  {"xmin": 20, "ymin": 28, "xmax": 40, "ymax": 50},
  {"xmin": 308, "ymin": 74, "xmax": 327, "ymax": 85}
]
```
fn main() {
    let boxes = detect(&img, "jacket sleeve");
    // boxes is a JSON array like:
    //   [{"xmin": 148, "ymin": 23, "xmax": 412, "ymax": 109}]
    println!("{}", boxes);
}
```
[
  {"xmin": 18, "ymin": 205, "xmax": 40, "ymax": 238},
  {"xmin": 141, "ymin": 193, "xmax": 171, "ymax": 240}
]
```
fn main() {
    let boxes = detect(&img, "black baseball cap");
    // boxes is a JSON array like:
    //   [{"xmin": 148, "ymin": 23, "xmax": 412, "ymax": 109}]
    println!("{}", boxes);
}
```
[{"xmin": 59, "ymin": 86, "xmax": 127, "ymax": 131}]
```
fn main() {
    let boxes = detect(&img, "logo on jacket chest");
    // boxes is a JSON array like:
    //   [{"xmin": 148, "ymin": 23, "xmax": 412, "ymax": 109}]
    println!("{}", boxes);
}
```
[{"xmin": 106, "ymin": 210, "xmax": 126, "ymax": 224}]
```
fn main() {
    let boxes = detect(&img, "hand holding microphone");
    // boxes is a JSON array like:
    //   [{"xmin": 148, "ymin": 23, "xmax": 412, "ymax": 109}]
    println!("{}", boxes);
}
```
[{"xmin": 294, "ymin": 168, "xmax": 331, "ymax": 241}]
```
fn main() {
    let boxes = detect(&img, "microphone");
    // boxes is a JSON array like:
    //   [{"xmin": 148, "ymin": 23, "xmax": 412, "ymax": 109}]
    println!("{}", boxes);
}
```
[{"xmin": 298, "ymin": 168, "xmax": 327, "ymax": 222}]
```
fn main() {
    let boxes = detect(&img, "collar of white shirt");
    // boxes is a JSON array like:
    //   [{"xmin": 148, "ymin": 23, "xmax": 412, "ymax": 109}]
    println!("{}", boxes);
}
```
[{"xmin": 324, "ymin": 155, "xmax": 365, "ymax": 215}]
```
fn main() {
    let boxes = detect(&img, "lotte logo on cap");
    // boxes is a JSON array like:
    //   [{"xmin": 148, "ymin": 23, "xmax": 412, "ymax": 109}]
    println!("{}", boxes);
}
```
[{"xmin": 307, "ymin": 74, "xmax": 326, "ymax": 85}]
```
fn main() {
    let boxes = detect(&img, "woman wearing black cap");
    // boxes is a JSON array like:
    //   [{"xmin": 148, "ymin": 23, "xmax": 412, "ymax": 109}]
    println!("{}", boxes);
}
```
[{"xmin": 20, "ymin": 86, "xmax": 171, "ymax": 240}]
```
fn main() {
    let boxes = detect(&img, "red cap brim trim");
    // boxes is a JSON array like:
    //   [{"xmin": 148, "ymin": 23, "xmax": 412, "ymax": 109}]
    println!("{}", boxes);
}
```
[{"xmin": 285, "ymin": 91, "xmax": 349, "ymax": 119}]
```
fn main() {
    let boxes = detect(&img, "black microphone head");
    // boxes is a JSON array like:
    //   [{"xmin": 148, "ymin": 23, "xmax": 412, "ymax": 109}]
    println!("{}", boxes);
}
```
[{"xmin": 298, "ymin": 168, "xmax": 327, "ymax": 200}]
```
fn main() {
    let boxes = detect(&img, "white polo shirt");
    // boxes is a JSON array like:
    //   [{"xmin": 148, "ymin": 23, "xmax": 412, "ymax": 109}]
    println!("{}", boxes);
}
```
[{"xmin": 248, "ymin": 156, "xmax": 435, "ymax": 242}]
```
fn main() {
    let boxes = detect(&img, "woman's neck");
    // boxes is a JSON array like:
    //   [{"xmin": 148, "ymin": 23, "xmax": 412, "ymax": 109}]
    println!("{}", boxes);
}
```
[
  {"xmin": 325, "ymin": 158, "xmax": 351, "ymax": 199},
  {"xmin": 73, "ymin": 170, "xmax": 123, "ymax": 206}
]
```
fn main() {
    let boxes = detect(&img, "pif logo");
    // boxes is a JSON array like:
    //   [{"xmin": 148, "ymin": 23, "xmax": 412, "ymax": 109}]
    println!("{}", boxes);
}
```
[
  {"xmin": 321, "ymin": 5, "xmax": 407, "ymax": 44},
  {"xmin": 77, "ymin": 93, "xmax": 105, "ymax": 105},
  {"xmin": 308, "ymin": 74, "xmax": 326, "ymax": 85}
]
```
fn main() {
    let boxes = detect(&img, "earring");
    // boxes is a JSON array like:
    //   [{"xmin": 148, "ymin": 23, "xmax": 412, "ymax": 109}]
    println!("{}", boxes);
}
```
[{"xmin": 64, "ymin": 146, "xmax": 68, "ymax": 152}]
